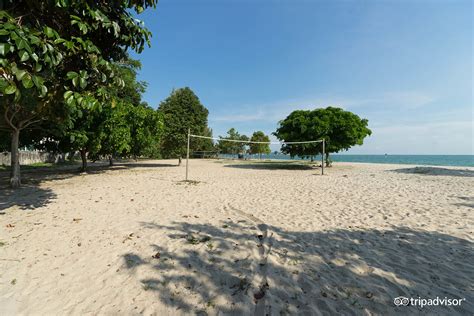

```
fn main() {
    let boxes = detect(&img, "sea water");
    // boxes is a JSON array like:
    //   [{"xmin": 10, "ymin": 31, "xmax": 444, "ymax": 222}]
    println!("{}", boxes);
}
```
[{"xmin": 218, "ymin": 154, "xmax": 474, "ymax": 167}]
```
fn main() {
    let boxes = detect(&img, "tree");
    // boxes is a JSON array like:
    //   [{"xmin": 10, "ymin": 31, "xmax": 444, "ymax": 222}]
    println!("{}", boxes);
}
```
[
  {"xmin": 192, "ymin": 126, "xmax": 215, "ymax": 155},
  {"xmin": 217, "ymin": 128, "xmax": 248, "ymax": 157},
  {"xmin": 158, "ymin": 87, "xmax": 211, "ymax": 165},
  {"xmin": 127, "ymin": 104, "xmax": 163, "ymax": 160},
  {"xmin": 249, "ymin": 131, "xmax": 271, "ymax": 159},
  {"xmin": 0, "ymin": 0, "xmax": 156, "ymax": 187},
  {"xmin": 52, "ymin": 57, "xmax": 161, "ymax": 170},
  {"xmin": 274, "ymin": 107, "xmax": 372, "ymax": 166},
  {"xmin": 94, "ymin": 58, "xmax": 162, "ymax": 165},
  {"xmin": 92, "ymin": 102, "xmax": 132, "ymax": 166}
]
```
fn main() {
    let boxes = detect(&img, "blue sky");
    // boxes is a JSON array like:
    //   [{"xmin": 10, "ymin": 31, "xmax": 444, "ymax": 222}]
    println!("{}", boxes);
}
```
[{"xmin": 131, "ymin": 0, "xmax": 473, "ymax": 154}]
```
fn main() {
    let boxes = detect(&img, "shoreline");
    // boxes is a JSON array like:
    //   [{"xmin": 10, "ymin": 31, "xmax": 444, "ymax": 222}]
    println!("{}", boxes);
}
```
[{"xmin": 215, "ymin": 157, "xmax": 474, "ymax": 169}]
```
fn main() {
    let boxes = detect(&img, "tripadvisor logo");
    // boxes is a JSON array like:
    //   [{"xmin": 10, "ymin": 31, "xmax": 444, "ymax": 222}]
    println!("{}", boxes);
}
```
[{"xmin": 394, "ymin": 296, "xmax": 466, "ymax": 308}]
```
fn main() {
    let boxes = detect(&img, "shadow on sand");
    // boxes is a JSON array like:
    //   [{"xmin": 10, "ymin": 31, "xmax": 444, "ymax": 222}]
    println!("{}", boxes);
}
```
[
  {"xmin": 121, "ymin": 220, "xmax": 473, "ymax": 315},
  {"xmin": 391, "ymin": 166, "xmax": 474, "ymax": 177},
  {"xmin": 454, "ymin": 196, "xmax": 474, "ymax": 208},
  {"xmin": 0, "ymin": 185, "xmax": 57, "ymax": 211},
  {"xmin": 0, "ymin": 161, "xmax": 178, "ymax": 211},
  {"xmin": 223, "ymin": 162, "xmax": 317, "ymax": 171}
]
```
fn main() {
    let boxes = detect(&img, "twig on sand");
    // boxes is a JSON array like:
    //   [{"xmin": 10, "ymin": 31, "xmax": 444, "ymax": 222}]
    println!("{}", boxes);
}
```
[{"xmin": 0, "ymin": 258, "xmax": 21, "ymax": 262}]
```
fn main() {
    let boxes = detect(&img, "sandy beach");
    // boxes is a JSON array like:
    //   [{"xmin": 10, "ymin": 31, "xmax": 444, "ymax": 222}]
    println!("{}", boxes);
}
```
[{"xmin": 0, "ymin": 159, "xmax": 473, "ymax": 315}]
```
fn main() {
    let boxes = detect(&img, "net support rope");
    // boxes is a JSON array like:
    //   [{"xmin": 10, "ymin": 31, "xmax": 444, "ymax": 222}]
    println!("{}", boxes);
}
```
[
  {"xmin": 190, "ymin": 134, "xmax": 323, "ymax": 145},
  {"xmin": 185, "ymin": 129, "xmax": 326, "ymax": 180}
]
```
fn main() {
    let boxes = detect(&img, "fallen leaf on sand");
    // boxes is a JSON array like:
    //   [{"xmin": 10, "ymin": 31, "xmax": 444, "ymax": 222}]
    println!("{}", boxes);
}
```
[
  {"xmin": 152, "ymin": 252, "xmax": 161, "ymax": 259},
  {"xmin": 253, "ymin": 290, "xmax": 265, "ymax": 300},
  {"xmin": 122, "ymin": 233, "xmax": 134, "ymax": 243}
]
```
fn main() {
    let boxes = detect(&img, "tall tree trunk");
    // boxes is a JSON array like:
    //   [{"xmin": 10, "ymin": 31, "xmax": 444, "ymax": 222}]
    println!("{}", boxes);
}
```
[
  {"xmin": 178, "ymin": 156, "xmax": 182, "ymax": 166},
  {"xmin": 108, "ymin": 155, "xmax": 113, "ymax": 166},
  {"xmin": 80, "ymin": 149, "xmax": 87, "ymax": 172},
  {"xmin": 325, "ymin": 152, "xmax": 331, "ymax": 167},
  {"xmin": 10, "ymin": 129, "xmax": 21, "ymax": 188}
]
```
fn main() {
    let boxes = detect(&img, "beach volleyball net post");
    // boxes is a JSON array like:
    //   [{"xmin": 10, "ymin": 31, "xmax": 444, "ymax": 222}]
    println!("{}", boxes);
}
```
[{"xmin": 185, "ymin": 131, "xmax": 325, "ymax": 180}]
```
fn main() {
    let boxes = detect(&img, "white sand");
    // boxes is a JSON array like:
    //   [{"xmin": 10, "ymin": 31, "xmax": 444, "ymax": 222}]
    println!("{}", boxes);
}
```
[{"xmin": 0, "ymin": 159, "xmax": 473, "ymax": 315}]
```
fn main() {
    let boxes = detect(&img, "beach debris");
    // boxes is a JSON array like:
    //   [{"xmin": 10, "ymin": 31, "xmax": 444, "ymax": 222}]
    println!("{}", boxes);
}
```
[
  {"xmin": 177, "ymin": 180, "xmax": 201, "ymax": 185},
  {"xmin": 152, "ymin": 252, "xmax": 161, "ymax": 259},
  {"xmin": 77, "ymin": 242, "xmax": 82, "ymax": 247},
  {"xmin": 11, "ymin": 279, "xmax": 17, "ymax": 285},
  {"xmin": 72, "ymin": 218, "xmax": 82, "ymax": 222},
  {"xmin": 6, "ymin": 224, "xmax": 15, "ymax": 228},
  {"xmin": 222, "ymin": 224, "xmax": 229, "ymax": 228},
  {"xmin": 365, "ymin": 291, "xmax": 374, "ymax": 299},
  {"xmin": 185, "ymin": 234, "xmax": 211, "ymax": 244},
  {"xmin": 253, "ymin": 282, "xmax": 269, "ymax": 301},
  {"xmin": 253, "ymin": 290, "xmax": 265, "ymax": 300},
  {"xmin": 0, "ymin": 241, "xmax": 6, "ymax": 247},
  {"xmin": 123, "ymin": 233, "xmax": 135, "ymax": 243},
  {"xmin": 206, "ymin": 300, "xmax": 216, "ymax": 308},
  {"xmin": 186, "ymin": 235, "xmax": 199, "ymax": 244}
]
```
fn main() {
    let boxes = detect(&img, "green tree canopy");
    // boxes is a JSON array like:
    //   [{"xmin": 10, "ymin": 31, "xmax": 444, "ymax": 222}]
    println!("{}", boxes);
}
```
[
  {"xmin": 127, "ymin": 104, "xmax": 163, "ymax": 160},
  {"xmin": 249, "ymin": 131, "xmax": 271, "ymax": 159},
  {"xmin": 43, "ymin": 57, "xmax": 162, "ymax": 171},
  {"xmin": 0, "ymin": 0, "xmax": 156, "ymax": 187},
  {"xmin": 158, "ymin": 87, "xmax": 211, "ymax": 163},
  {"xmin": 274, "ymin": 107, "xmax": 372, "ymax": 165},
  {"xmin": 97, "ymin": 57, "xmax": 162, "ymax": 164},
  {"xmin": 217, "ymin": 128, "xmax": 248, "ymax": 155}
]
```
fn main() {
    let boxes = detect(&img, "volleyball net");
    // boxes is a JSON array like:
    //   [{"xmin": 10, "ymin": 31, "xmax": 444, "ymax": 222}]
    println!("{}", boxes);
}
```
[{"xmin": 185, "ymin": 131, "xmax": 326, "ymax": 180}]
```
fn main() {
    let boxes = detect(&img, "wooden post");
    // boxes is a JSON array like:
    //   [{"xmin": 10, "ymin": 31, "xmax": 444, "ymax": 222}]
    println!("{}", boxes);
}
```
[
  {"xmin": 186, "ymin": 128, "xmax": 190, "ymax": 181},
  {"xmin": 321, "ymin": 139, "xmax": 325, "ymax": 175}
]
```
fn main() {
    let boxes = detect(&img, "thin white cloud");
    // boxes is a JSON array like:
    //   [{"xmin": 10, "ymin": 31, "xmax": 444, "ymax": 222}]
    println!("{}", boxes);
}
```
[
  {"xmin": 349, "ymin": 120, "xmax": 473, "ymax": 154},
  {"xmin": 209, "ymin": 90, "xmax": 436, "ymax": 123}
]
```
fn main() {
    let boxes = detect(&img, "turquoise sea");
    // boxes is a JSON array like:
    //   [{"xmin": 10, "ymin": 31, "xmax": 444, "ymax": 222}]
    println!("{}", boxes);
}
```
[{"xmin": 218, "ymin": 154, "xmax": 474, "ymax": 167}]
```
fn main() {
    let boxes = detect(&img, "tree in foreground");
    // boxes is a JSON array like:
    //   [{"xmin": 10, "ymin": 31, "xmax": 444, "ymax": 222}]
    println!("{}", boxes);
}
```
[
  {"xmin": 158, "ymin": 87, "xmax": 211, "ymax": 165},
  {"xmin": 217, "ymin": 128, "xmax": 248, "ymax": 157},
  {"xmin": 274, "ymin": 107, "xmax": 371, "ymax": 166},
  {"xmin": 47, "ymin": 58, "xmax": 162, "ymax": 171},
  {"xmin": 0, "ymin": 0, "xmax": 156, "ymax": 187},
  {"xmin": 249, "ymin": 131, "xmax": 271, "ymax": 159}
]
